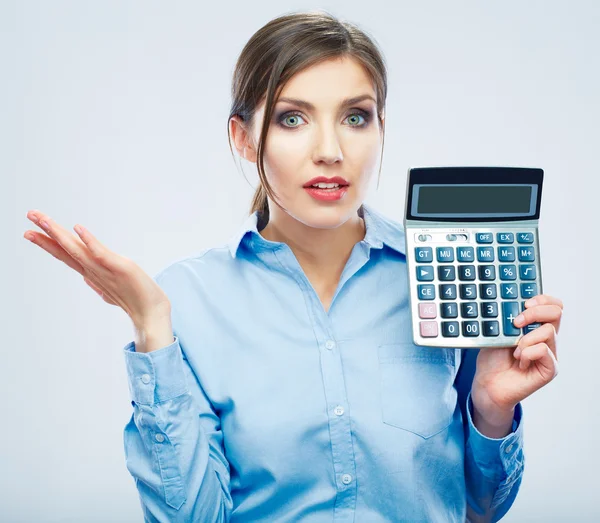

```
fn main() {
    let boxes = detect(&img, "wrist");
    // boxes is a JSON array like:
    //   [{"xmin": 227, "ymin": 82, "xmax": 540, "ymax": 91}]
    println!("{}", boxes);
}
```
[
  {"xmin": 133, "ymin": 317, "xmax": 174, "ymax": 353},
  {"xmin": 471, "ymin": 387, "xmax": 516, "ymax": 438}
]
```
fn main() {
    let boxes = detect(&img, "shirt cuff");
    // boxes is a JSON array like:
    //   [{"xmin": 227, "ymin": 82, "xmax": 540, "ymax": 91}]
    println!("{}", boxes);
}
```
[
  {"xmin": 123, "ymin": 335, "xmax": 189, "ymax": 406},
  {"xmin": 465, "ymin": 389, "xmax": 524, "ymax": 478}
]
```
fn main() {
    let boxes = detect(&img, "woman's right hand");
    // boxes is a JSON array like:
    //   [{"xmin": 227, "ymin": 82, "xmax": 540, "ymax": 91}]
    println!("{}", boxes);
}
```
[{"xmin": 24, "ymin": 209, "xmax": 172, "ymax": 329}]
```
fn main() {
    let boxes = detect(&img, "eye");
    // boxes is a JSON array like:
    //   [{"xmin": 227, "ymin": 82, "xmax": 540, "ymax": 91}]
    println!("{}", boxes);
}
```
[
  {"xmin": 276, "ymin": 109, "xmax": 372, "ymax": 129},
  {"xmin": 278, "ymin": 112, "xmax": 306, "ymax": 128},
  {"xmin": 344, "ymin": 112, "xmax": 369, "ymax": 127}
]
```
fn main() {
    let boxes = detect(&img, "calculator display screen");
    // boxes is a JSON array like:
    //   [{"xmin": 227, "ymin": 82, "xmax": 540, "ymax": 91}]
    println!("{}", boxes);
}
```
[{"xmin": 412, "ymin": 184, "xmax": 538, "ymax": 218}]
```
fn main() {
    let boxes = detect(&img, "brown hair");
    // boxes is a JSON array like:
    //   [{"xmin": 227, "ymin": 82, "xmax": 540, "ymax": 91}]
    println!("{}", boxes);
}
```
[{"xmin": 227, "ymin": 9, "xmax": 388, "ymax": 220}]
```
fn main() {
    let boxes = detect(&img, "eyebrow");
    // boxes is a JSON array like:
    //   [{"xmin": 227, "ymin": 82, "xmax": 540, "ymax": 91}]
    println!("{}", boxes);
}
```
[{"xmin": 275, "ymin": 94, "xmax": 377, "ymax": 110}]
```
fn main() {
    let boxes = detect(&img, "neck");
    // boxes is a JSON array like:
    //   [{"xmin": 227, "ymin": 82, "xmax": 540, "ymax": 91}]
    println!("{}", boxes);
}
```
[{"xmin": 259, "ymin": 204, "xmax": 366, "ymax": 284}]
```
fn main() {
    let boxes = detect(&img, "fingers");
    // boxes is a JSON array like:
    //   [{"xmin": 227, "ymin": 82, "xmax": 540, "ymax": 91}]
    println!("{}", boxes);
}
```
[
  {"xmin": 514, "ymin": 303, "xmax": 563, "ymax": 335},
  {"xmin": 73, "ymin": 223, "xmax": 109, "ymax": 261},
  {"xmin": 525, "ymin": 294, "xmax": 564, "ymax": 310},
  {"xmin": 26, "ymin": 210, "xmax": 95, "ymax": 269},
  {"xmin": 518, "ymin": 342, "xmax": 559, "ymax": 381},
  {"xmin": 514, "ymin": 322, "xmax": 557, "ymax": 359},
  {"xmin": 24, "ymin": 229, "xmax": 86, "ymax": 277}
]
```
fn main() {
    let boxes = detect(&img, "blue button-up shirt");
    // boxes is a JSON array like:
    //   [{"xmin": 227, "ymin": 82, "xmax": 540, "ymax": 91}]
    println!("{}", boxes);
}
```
[{"xmin": 122, "ymin": 203, "xmax": 524, "ymax": 522}]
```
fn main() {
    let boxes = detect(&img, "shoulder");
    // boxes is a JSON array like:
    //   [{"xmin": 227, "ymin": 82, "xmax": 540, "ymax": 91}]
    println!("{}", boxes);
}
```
[{"xmin": 152, "ymin": 244, "xmax": 237, "ymax": 294}]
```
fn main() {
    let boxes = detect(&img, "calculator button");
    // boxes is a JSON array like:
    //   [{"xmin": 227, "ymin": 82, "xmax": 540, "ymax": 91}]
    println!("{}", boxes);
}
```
[
  {"xmin": 457, "ymin": 247, "xmax": 474, "ymax": 262},
  {"xmin": 418, "ymin": 302, "xmax": 437, "ymax": 318},
  {"xmin": 460, "ymin": 302, "xmax": 478, "ymax": 318},
  {"xmin": 481, "ymin": 302, "xmax": 499, "ymax": 317},
  {"xmin": 482, "ymin": 321, "xmax": 500, "ymax": 336},
  {"xmin": 420, "ymin": 321, "xmax": 438, "ymax": 337},
  {"xmin": 438, "ymin": 265, "xmax": 456, "ymax": 281},
  {"xmin": 446, "ymin": 233, "xmax": 467, "ymax": 241},
  {"xmin": 518, "ymin": 246, "xmax": 535, "ymax": 262},
  {"xmin": 499, "ymin": 265, "xmax": 517, "ymax": 280},
  {"xmin": 480, "ymin": 283, "xmax": 497, "ymax": 299},
  {"xmin": 519, "ymin": 265, "xmax": 536, "ymax": 280},
  {"xmin": 498, "ymin": 246, "xmax": 516, "ymax": 262},
  {"xmin": 523, "ymin": 322, "xmax": 542, "ymax": 334},
  {"xmin": 418, "ymin": 234, "xmax": 432, "ymax": 241},
  {"xmin": 478, "ymin": 265, "xmax": 496, "ymax": 280},
  {"xmin": 517, "ymin": 232, "xmax": 534, "ymax": 243},
  {"xmin": 462, "ymin": 321, "xmax": 480, "ymax": 336},
  {"xmin": 476, "ymin": 233, "xmax": 493, "ymax": 244},
  {"xmin": 501, "ymin": 283, "xmax": 519, "ymax": 299},
  {"xmin": 440, "ymin": 302, "xmax": 458, "ymax": 318},
  {"xmin": 418, "ymin": 284, "xmax": 436, "ymax": 300},
  {"xmin": 415, "ymin": 247, "xmax": 433, "ymax": 262},
  {"xmin": 439, "ymin": 284, "xmax": 457, "ymax": 300},
  {"xmin": 436, "ymin": 247, "xmax": 454, "ymax": 262},
  {"xmin": 497, "ymin": 233, "xmax": 514, "ymax": 244},
  {"xmin": 442, "ymin": 321, "xmax": 460, "ymax": 337},
  {"xmin": 502, "ymin": 302, "xmax": 521, "ymax": 336},
  {"xmin": 477, "ymin": 247, "xmax": 495, "ymax": 262},
  {"xmin": 460, "ymin": 284, "xmax": 477, "ymax": 300},
  {"xmin": 416, "ymin": 266, "xmax": 434, "ymax": 281},
  {"xmin": 458, "ymin": 265, "xmax": 476, "ymax": 280},
  {"xmin": 520, "ymin": 283, "xmax": 538, "ymax": 299}
]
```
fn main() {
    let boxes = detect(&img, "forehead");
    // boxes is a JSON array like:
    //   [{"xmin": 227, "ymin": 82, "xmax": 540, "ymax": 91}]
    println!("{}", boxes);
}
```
[{"xmin": 278, "ymin": 56, "xmax": 376, "ymax": 100}]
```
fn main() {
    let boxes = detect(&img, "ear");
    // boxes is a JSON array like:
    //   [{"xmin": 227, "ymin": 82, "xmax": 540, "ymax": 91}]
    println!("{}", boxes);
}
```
[{"xmin": 229, "ymin": 115, "xmax": 258, "ymax": 163}]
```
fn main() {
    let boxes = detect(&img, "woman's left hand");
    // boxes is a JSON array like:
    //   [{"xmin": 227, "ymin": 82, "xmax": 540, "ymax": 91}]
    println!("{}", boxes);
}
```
[{"xmin": 471, "ymin": 294, "xmax": 563, "ymax": 420}]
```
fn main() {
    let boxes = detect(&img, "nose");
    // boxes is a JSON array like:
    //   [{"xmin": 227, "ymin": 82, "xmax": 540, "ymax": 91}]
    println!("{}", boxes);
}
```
[{"xmin": 312, "ymin": 123, "xmax": 343, "ymax": 164}]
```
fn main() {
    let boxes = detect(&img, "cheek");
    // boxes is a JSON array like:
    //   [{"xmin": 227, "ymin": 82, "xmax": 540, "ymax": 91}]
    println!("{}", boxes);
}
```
[{"xmin": 262, "ymin": 132, "xmax": 308, "ymax": 189}]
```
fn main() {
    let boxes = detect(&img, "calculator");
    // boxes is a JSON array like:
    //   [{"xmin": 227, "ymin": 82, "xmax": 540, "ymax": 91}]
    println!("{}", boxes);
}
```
[{"xmin": 403, "ymin": 166, "xmax": 544, "ymax": 349}]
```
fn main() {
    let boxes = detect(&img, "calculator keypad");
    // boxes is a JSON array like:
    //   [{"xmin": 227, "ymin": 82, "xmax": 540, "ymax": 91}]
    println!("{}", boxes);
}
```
[{"xmin": 413, "ymin": 230, "xmax": 541, "ymax": 342}]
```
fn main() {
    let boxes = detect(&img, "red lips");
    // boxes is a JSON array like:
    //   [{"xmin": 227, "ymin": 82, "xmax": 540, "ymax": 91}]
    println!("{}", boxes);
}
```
[{"xmin": 303, "ymin": 176, "xmax": 349, "ymax": 188}]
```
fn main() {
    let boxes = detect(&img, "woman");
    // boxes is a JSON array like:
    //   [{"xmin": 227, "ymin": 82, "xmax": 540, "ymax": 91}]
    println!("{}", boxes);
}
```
[{"xmin": 24, "ymin": 10, "xmax": 562, "ymax": 522}]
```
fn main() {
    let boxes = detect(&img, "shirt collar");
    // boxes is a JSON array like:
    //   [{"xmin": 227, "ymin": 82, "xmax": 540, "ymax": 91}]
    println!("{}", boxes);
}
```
[{"xmin": 227, "ymin": 202, "xmax": 406, "ymax": 259}]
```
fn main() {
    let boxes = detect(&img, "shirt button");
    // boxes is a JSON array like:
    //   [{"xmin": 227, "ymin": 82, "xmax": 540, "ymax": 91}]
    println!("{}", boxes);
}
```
[
  {"xmin": 155, "ymin": 433, "xmax": 165, "ymax": 443},
  {"xmin": 141, "ymin": 374, "xmax": 151, "ymax": 384},
  {"xmin": 334, "ymin": 406, "xmax": 344, "ymax": 416},
  {"xmin": 342, "ymin": 474, "xmax": 352, "ymax": 485},
  {"xmin": 505, "ymin": 444, "xmax": 513, "ymax": 453},
  {"xmin": 325, "ymin": 340, "xmax": 336, "ymax": 350}
]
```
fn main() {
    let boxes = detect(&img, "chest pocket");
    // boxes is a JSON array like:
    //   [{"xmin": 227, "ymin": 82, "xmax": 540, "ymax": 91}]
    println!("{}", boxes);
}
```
[{"xmin": 378, "ymin": 343, "xmax": 459, "ymax": 439}]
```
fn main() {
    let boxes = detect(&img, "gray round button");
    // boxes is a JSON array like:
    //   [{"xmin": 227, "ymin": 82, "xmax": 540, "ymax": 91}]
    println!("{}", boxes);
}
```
[
  {"xmin": 505, "ymin": 444, "xmax": 513, "ymax": 453},
  {"xmin": 155, "ymin": 433, "xmax": 165, "ymax": 443},
  {"xmin": 334, "ymin": 406, "xmax": 344, "ymax": 416},
  {"xmin": 141, "ymin": 374, "xmax": 151, "ymax": 384},
  {"xmin": 325, "ymin": 340, "xmax": 336, "ymax": 350},
  {"xmin": 342, "ymin": 474, "xmax": 352, "ymax": 484}
]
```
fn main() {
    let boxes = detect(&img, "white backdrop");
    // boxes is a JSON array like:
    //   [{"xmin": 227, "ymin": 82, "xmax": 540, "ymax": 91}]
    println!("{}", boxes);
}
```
[{"xmin": 3, "ymin": 0, "xmax": 598, "ymax": 521}]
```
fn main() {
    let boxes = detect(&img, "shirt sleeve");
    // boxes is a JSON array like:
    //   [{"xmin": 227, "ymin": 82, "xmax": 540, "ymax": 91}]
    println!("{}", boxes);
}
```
[
  {"xmin": 455, "ymin": 348, "xmax": 525, "ymax": 522},
  {"xmin": 122, "ymin": 333, "xmax": 233, "ymax": 522}
]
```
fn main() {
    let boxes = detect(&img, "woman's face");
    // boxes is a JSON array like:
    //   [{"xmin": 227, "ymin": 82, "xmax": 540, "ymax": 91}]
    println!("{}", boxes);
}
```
[{"xmin": 245, "ymin": 56, "xmax": 384, "ymax": 230}]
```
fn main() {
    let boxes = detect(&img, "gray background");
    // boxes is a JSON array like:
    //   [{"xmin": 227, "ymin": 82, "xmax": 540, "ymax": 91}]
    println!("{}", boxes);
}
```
[{"xmin": 2, "ymin": 1, "xmax": 598, "ymax": 521}]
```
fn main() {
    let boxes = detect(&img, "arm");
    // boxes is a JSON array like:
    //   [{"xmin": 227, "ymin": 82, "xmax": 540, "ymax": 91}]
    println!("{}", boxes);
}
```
[
  {"xmin": 455, "ymin": 348, "xmax": 525, "ymax": 523},
  {"xmin": 122, "ymin": 284, "xmax": 233, "ymax": 522}
]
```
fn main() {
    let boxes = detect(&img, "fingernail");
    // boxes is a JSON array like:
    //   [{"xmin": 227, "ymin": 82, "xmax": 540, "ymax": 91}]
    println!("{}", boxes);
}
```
[
  {"xmin": 514, "ymin": 346, "xmax": 521, "ymax": 358},
  {"xmin": 25, "ymin": 233, "xmax": 35, "ymax": 242},
  {"xmin": 514, "ymin": 314, "xmax": 525, "ymax": 325},
  {"xmin": 40, "ymin": 220, "xmax": 50, "ymax": 231}
]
